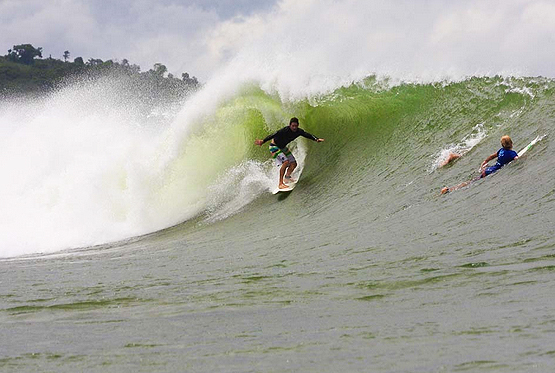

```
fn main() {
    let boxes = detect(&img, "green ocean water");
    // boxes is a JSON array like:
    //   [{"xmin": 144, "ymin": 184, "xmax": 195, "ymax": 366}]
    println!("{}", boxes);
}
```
[{"xmin": 1, "ymin": 76, "xmax": 555, "ymax": 372}]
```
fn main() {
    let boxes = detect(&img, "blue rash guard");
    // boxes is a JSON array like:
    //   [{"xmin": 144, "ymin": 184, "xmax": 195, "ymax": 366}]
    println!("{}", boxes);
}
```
[{"xmin": 484, "ymin": 148, "xmax": 518, "ymax": 176}]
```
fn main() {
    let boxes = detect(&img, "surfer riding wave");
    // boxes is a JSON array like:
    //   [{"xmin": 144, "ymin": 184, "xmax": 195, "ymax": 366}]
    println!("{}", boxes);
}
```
[{"xmin": 255, "ymin": 117, "xmax": 324, "ymax": 190}]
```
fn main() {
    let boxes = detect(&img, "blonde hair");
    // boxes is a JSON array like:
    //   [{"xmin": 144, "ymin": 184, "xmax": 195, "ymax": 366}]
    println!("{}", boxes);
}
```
[{"xmin": 501, "ymin": 135, "xmax": 513, "ymax": 149}]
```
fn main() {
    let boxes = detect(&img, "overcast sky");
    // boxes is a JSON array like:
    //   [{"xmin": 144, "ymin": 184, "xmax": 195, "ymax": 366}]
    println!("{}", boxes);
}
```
[
  {"xmin": 0, "ymin": 0, "xmax": 278, "ymax": 81},
  {"xmin": 2, "ymin": 0, "xmax": 555, "ymax": 83}
]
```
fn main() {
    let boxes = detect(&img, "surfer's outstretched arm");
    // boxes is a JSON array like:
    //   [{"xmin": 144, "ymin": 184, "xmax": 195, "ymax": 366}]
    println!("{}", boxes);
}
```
[{"xmin": 481, "ymin": 152, "xmax": 498, "ymax": 168}]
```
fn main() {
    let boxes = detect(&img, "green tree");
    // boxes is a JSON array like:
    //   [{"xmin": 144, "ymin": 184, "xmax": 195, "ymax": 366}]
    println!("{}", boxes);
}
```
[
  {"xmin": 1, "ymin": 45, "xmax": 200, "ymax": 96},
  {"xmin": 87, "ymin": 58, "xmax": 103, "ymax": 66},
  {"xmin": 152, "ymin": 63, "xmax": 167, "ymax": 77},
  {"xmin": 182, "ymin": 72, "xmax": 199, "ymax": 87},
  {"xmin": 7, "ymin": 44, "xmax": 43, "ymax": 65}
]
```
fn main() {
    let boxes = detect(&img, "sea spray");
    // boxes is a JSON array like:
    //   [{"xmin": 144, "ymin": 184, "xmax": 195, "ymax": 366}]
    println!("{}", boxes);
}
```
[{"xmin": 0, "ymin": 78, "xmax": 293, "ymax": 257}]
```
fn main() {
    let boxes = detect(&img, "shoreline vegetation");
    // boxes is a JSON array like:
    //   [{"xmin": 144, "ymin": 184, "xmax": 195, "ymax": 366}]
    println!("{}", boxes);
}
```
[{"xmin": 0, "ymin": 43, "xmax": 200, "ymax": 100}]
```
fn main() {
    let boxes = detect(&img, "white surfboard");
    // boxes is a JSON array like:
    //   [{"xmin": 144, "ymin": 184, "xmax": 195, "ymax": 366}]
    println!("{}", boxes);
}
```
[
  {"xmin": 272, "ymin": 185, "xmax": 294, "ymax": 194},
  {"xmin": 272, "ymin": 168, "xmax": 302, "ymax": 194},
  {"xmin": 272, "ymin": 178, "xmax": 298, "ymax": 194},
  {"xmin": 517, "ymin": 134, "xmax": 546, "ymax": 157}
]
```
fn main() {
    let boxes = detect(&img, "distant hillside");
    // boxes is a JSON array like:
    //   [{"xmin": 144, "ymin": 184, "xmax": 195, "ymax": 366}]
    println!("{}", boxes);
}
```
[{"xmin": 0, "ymin": 43, "xmax": 200, "ymax": 99}]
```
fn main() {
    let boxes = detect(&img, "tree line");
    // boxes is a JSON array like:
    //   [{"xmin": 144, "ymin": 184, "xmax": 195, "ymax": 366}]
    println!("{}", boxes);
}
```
[{"xmin": 0, "ymin": 43, "xmax": 200, "ymax": 97}]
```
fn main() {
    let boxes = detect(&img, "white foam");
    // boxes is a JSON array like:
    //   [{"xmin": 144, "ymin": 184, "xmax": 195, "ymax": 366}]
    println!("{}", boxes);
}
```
[
  {"xmin": 0, "ymin": 77, "xmax": 213, "ymax": 257},
  {"xmin": 431, "ymin": 123, "xmax": 487, "ymax": 172},
  {"xmin": 204, "ymin": 141, "xmax": 307, "ymax": 223}
]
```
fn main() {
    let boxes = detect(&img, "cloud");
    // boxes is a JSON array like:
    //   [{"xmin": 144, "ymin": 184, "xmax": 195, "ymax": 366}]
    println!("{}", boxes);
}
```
[
  {"xmin": 1, "ymin": 0, "xmax": 91, "ymax": 57},
  {"xmin": 204, "ymin": 0, "xmax": 555, "ymax": 85},
  {"xmin": 0, "ymin": 0, "xmax": 278, "ymax": 80},
  {"xmin": 1, "ymin": 0, "xmax": 555, "ymax": 85}
]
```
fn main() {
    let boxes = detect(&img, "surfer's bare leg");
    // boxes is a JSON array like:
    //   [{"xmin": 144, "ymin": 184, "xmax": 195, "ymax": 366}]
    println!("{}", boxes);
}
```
[
  {"xmin": 284, "ymin": 161, "xmax": 297, "ymax": 183},
  {"xmin": 441, "ymin": 181, "xmax": 465, "ymax": 194},
  {"xmin": 279, "ymin": 161, "xmax": 289, "ymax": 189},
  {"xmin": 441, "ymin": 181, "xmax": 466, "ymax": 194},
  {"xmin": 441, "ymin": 175, "xmax": 481, "ymax": 194},
  {"xmin": 439, "ymin": 153, "xmax": 461, "ymax": 168}
]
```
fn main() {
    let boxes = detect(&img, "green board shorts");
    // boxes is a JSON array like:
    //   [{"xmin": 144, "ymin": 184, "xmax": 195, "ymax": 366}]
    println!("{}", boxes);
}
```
[{"xmin": 269, "ymin": 144, "xmax": 296, "ymax": 166}]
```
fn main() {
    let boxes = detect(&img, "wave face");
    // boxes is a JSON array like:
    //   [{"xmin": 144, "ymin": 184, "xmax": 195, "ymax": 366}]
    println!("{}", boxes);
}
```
[{"xmin": 1, "ymin": 74, "xmax": 553, "ymax": 257}]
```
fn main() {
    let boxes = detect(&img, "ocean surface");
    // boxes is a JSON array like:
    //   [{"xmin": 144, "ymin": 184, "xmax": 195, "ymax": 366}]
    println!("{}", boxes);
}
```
[{"xmin": 1, "ymin": 73, "xmax": 554, "ymax": 372}]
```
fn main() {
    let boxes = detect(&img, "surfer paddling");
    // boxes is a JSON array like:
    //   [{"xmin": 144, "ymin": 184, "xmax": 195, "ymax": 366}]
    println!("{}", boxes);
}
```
[
  {"xmin": 441, "ymin": 135, "xmax": 518, "ymax": 194},
  {"xmin": 255, "ymin": 117, "xmax": 324, "ymax": 189}
]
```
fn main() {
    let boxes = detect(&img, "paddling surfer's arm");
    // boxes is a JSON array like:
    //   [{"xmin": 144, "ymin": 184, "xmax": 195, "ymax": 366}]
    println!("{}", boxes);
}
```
[{"xmin": 481, "ymin": 153, "xmax": 498, "ymax": 169}]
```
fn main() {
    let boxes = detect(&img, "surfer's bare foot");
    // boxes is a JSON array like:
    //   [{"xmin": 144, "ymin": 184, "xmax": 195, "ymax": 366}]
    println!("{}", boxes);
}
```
[
  {"xmin": 284, "ymin": 176, "xmax": 296, "ymax": 183},
  {"xmin": 279, "ymin": 183, "xmax": 289, "ymax": 189},
  {"xmin": 441, "ymin": 187, "xmax": 449, "ymax": 194}
]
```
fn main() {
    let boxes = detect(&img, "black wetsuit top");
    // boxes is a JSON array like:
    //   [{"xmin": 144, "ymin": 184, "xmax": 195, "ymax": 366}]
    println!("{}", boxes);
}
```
[{"xmin": 262, "ymin": 126, "xmax": 319, "ymax": 149}]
